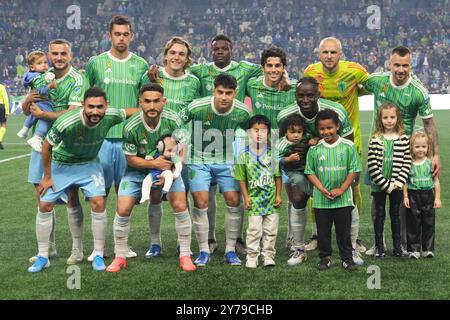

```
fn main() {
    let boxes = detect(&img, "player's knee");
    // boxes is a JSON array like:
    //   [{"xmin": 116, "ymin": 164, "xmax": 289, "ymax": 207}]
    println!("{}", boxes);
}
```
[
  {"xmin": 39, "ymin": 201, "xmax": 55, "ymax": 212},
  {"xmin": 292, "ymin": 192, "xmax": 308, "ymax": 209},
  {"xmin": 224, "ymin": 194, "xmax": 240, "ymax": 207},
  {"xmin": 90, "ymin": 197, "xmax": 105, "ymax": 212}
]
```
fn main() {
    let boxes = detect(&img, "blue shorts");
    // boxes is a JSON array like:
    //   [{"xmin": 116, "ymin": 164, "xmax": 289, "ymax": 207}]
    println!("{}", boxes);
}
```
[
  {"xmin": 40, "ymin": 161, "xmax": 106, "ymax": 203},
  {"xmin": 118, "ymin": 169, "xmax": 185, "ymax": 198},
  {"xmin": 98, "ymin": 139, "xmax": 126, "ymax": 189},
  {"xmin": 181, "ymin": 166, "xmax": 190, "ymax": 192},
  {"xmin": 28, "ymin": 150, "xmax": 43, "ymax": 185},
  {"xmin": 188, "ymin": 164, "xmax": 240, "ymax": 193}
]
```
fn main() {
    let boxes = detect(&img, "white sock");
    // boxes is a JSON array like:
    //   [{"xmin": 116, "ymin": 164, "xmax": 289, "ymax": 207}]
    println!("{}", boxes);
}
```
[
  {"xmin": 291, "ymin": 207, "xmax": 307, "ymax": 249},
  {"xmin": 312, "ymin": 222, "xmax": 317, "ymax": 237},
  {"xmin": 67, "ymin": 205, "xmax": 83, "ymax": 252},
  {"xmin": 113, "ymin": 213, "xmax": 130, "ymax": 259},
  {"xmin": 49, "ymin": 209, "xmax": 56, "ymax": 252},
  {"xmin": 175, "ymin": 210, "xmax": 192, "ymax": 257},
  {"xmin": 287, "ymin": 202, "xmax": 293, "ymax": 239},
  {"xmin": 148, "ymin": 202, "xmax": 163, "ymax": 245},
  {"xmin": 91, "ymin": 210, "xmax": 107, "ymax": 257},
  {"xmin": 237, "ymin": 201, "xmax": 245, "ymax": 240},
  {"xmin": 193, "ymin": 207, "xmax": 209, "ymax": 253},
  {"xmin": 207, "ymin": 185, "xmax": 217, "ymax": 240},
  {"xmin": 36, "ymin": 210, "xmax": 54, "ymax": 258},
  {"xmin": 225, "ymin": 206, "xmax": 242, "ymax": 253},
  {"xmin": 351, "ymin": 206, "xmax": 359, "ymax": 249}
]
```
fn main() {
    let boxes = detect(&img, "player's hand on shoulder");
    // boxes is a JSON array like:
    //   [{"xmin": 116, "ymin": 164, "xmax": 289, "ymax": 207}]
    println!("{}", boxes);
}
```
[{"xmin": 148, "ymin": 65, "xmax": 160, "ymax": 82}]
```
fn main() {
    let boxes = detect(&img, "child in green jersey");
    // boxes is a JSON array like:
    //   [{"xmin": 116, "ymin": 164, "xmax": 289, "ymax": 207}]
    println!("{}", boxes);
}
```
[
  {"xmin": 305, "ymin": 109, "xmax": 361, "ymax": 271},
  {"xmin": 368, "ymin": 103, "xmax": 411, "ymax": 258},
  {"xmin": 235, "ymin": 115, "xmax": 282, "ymax": 268},
  {"xmin": 403, "ymin": 132, "xmax": 441, "ymax": 259}
]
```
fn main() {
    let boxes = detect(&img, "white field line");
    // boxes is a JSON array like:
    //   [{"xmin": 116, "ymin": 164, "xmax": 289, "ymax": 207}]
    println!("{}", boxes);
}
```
[{"xmin": 0, "ymin": 153, "xmax": 31, "ymax": 163}]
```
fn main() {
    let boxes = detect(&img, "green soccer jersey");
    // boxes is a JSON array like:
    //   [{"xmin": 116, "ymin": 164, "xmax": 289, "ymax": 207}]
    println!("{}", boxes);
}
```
[
  {"xmin": 47, "ymin": 108, "xmax": 126, "ymax": 164},
  {"xmin": 277, "ymin": 98, "xmax": 353, "ymax": 138},
  {"xmin": 141, "ymin": 67, "xmax": 200, "ymax": 118},
  {"xmin": 365, "ymin": 72, "xmax": 433, "ymax": 136},
  {"xmin": 305, "ymin": 137, "xmax": 361, "ymax": 209},
  {"xmin": 371, "ymin": 136, "xmax": 395, "ymax": 192},
  {"xmin": 122, "ymin": 109, "xmax": 183, "ymax": 173},
  {"xmin": 408, "ymin": 158, "xmax": 434, "ymax": 190},
  {"xmin": 246, "ymin": 76, "xmax": 297, "ymax": 129},
  {"xmin": 189, "ymin": 60, "xmax": 262, "ymax": 101},
  {"xmin": 33, "ymin": 67, "xmax": 87, "ymax": 112},
  {"xmin": 181, "ymin": 96, "xmax": 251, "ymax": 164},
  {"xmin": 235, "ymin": 146, "xmax": 281, "ymax": 216},
  {"xmin": 85, "ymin": 51, "xmax": 149, "ymax": 139}
]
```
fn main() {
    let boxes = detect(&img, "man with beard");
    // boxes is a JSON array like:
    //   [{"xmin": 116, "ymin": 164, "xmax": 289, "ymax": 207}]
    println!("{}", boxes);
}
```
[{"xmin": 29, "ymin": 87, "xmax": 136, "ymax": 272}]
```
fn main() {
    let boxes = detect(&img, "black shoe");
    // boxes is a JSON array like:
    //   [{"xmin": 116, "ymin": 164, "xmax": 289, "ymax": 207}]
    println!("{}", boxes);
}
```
[
  {"xmin": 0, "ymin": 142, "xmax": 3, "ymax": 149},
  {"xmin": 393, "ymin": 250, "xmax": 408, "ymax": 258},
  {"xmin": 317, "ymin": 257, "xmax": 331, "ymax": 270},
  {"xmin": 342, "ymin": 259, "xmax": 357, "ymax": 272},
  {"xmin": 374, "ymin": 247, "xmax": 386, "ymax": 259}
]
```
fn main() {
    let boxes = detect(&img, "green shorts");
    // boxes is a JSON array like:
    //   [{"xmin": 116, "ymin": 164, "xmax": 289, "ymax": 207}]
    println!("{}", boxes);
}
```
[{"xmin": 285, "ymin": 169, "xmax": 312, "ymax": 195}]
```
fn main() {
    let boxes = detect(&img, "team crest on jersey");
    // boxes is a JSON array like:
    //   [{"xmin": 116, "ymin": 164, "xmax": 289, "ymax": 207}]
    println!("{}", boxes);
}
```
[
  {"xmin": 338, "ymin": 80, "xmax": 346, "ymax": 93},
  {"xmin": 207, "ymin": 113, "xmax": 213, "ymax": 122},
  {"xmin": 383, "ymin": 83, "xmax": 388, "ymax": 93},
  {"xmin": 206, "ymin": 83, "xmax": 213, "ymax": 92},
  {"xmin": 106, "ymin": 61, "xmax": 112, "ymax": 69},
  {"xmin": 105, "ymin": 68, "xmax": 112, "ymax": 74},
  {"xmin": 103, "ymin": 77, "xmax": 111, "ymax": 84},
  {"xmin": 77, "ymin": 129, "xmax": 84, "ymax": 141}
]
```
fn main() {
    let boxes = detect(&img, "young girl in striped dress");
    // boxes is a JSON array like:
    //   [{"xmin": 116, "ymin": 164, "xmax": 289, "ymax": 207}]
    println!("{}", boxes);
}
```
[
  {"xmin": 368, "ymin": 102, "xmax": 411, "ymax": 258},
  {"xmin": 403, "ymin": 132, "xmax": 441, "ymax": 259}
]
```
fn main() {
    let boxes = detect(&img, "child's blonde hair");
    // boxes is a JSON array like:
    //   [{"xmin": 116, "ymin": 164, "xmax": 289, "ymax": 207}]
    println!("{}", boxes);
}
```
[
  {"xmin": 27, "ymin": 50, "xmax": 46, "ymax": 67},
  {"xmin": 372, "ymin": 102, "xmax": 404, "ymax": 138},
  {"xmin": 410, "ymin": 131, "xmax": 433, "ymax": 160}
]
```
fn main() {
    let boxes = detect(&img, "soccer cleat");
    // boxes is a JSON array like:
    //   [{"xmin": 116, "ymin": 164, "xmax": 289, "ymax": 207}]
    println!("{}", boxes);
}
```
[
  {"xmin": 92, "ymin": 255, "xmax": 106, "ymax": 271},
  {"xmin": 393, "ymin": 249, "xmax": 408, "ymax": 258},
  {"xmin": 422, "ymin": 251, "xmax": 434, "ymax": 258},
  {"xmin": 27, "ymin": 136, "xmax": 43, "ymax": 153},
  {"xmin": 179, "ymin": 256, "xmax": 196, "ymax": 272},
  {"xmin": 288, "ymin": 248, "xmax": 307, "ymax": 266},
  {"xmin": 285, "ymin": 237, "xmax": 296, "ymax": 252},
  {"xmin": 106, "ymin": 257, "xmax": 127, "ymax": 273},
  {"xmin": 28, "ymin": 256, "xmax": 50, "ymax": 273},
  {"xmin": 17, "ymin": 127, "xmax": 29, "ymax": 139},
  {"xmin": 317, "ymin": 257, "xmax": 331, "ymax": 270},
  {"xmin": 88, "ymin": 247, "xmax": 134, "ymax": 262},
  {"xmin": 374, "ymin": 247, "xmax": 386, "ymax": 259},
  {"xmin": 245, "ymin": 257, "xmax": 258, "ymax": 269},
  {"xmin": 352, "ymin": 249, "xmax": 364, "ymax": 265},
  {"xmin": 145, "ymin": 244, "xmax": 162, "ymax": 259},
  {"xmin": 263, "ymin": 257, "xmax": 276, "ymax": 267},
  {"xmin": 409, "ymin": 252, "xmax": 420, "ymax": 259},
  {"xmin": 194, "ymin": 251, "xmax": 210, "ymax": 266},
  {"xmin": 355, "ymin": 239, "xmax": 367, "ymax": 253},
  {"xmin": 342, "ymin": 259, "xmax": 358, "ymax": 272},
  {"xmin": 208, "ymin": 239, "xmax": 218, "ymax": 254},
  {"xmin": 235, "ymin": 238, "xmax": 247, "ymax": 255},
  {"xmin": 305, "ymin": 236, "xmax": 318, "ymax": 251},
  {"xmin": 365, "ymin": 244, "xmax": 376, "ymax": 256},
  {"xmin": 224, "ymin": 251, "xmax": 242, "ymax": 266},
  {"xmin": 29, "ymin": 247, "xmax": 57, "ymax": 263},
  {"xmin": 66, "ymin": 248, "xmax": 83, "ymax": 265}
]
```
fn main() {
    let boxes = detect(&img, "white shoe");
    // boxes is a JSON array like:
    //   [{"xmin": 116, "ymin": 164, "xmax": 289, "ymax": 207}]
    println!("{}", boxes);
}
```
[
  {"xmin": 245, "ymin": 257, "xmax": 258, "ymax": 269},
  {"xmin": 66, "ymin": 248, "xmax": 84, "ymax": 265},
  {"xmin": 288, "ymin": 248, "xmax": 307, "ymax": 266},
  {"xmin": 305, "ymin": 237, "xmax": 318, "ymax": 251},
  {"xmin": 17, "ymin": 127, "xmax": 29, "ymax": 139},
  {"xmin": 365, "ymin": 244, "xmax": 376, "ymax": 256},
  {"xmin": 422, "ymin": 251, "xmax": 434, "ymax": 258},
  {"xmin": 352, "ymin": 249, "xmax": 364, "ymax": 265},
  {"xmin": 27, "ymin": 136, "xmax": 43, "ymax": 152},
  {"xmin": 409, "ymin": 251, "xmax": 420, "ymax": 259},
  {"xmin": 88, "ymin": 247, "xmax": 137, "ymax": 262}
]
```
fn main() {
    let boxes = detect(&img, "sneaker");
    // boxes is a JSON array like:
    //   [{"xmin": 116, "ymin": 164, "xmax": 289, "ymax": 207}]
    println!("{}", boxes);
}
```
[
  {"xmin": 224, "ymin": 251, "xmax": 242, "ymax": 266},
  {"xmin": 393, "ymin": 250, "xmax": 408, "ymax": 258},
  {"xmin": 245, "ymin": 257, "xmax": 258, "ymax": 269},
  {"xmin": 235, "ymin": 238, "xmax": 247, "ymax": 255},
  {"xmin": 422, "ymin": 251, "xmax": 434, "ymax": 258},
  {"xmin": 17, "ymin": 127, "xmax": 29, "ymax": 139},
  {"xmin": 145, "ymin": 244, "xmax": 162, "ymax": 259},
  {"xmin": 409, "ymin": 251, "xmax": 420, "ymax": 259},
  {"xmin": 355, "ymin": 239, "xmax": 367, "ymax": 253},
  {"xmin": 92, "ymin": 255, "xmax": 106, "ymax": 271},
  {"xmin": 28, "ymin": 256, "xmax": 50, "ymax": 273},
  {"xmin": 263, "ymin": 257, "xmax": 276, "ymax": 267},
  {"xmin": 106, "ymin": 257, "xmax": 127, "ymax": 273},
  {"xmin": 194, "ymin": 251, "xmax": 210, "ymax": 266},
  {"xmin": 352, "ymin": 249, "xmax": 364, "ymax": 265},
  {"xmin": 208, "ymin": 239, "xmax": 218, "ymax": 254},
  {"xmin": 286, "ymin": 237, "xmax": 296, "ymax": 252},
  {"xmin": 288, "ymin": 248, "xmax": 307, "ymax": 266},
  {"xmin": 27, "ymin": 136, "xmax": 43, "ymax": 153},
  {"xmin": 66, "ymin": 248, "xmax": 83, "ymax": 265},
  {"xmin": 317, "ymin": 257, "xmax": 331, "ymax": 270},
  {"xmin": 179, "ymin": 256, "xmax": 196, "ymax": 272},
  {"xmin": 374, "ymin": 248, "xmax": 386, "ymax": 259},
  {"xmin": 365, "ymin": 244, "xmax": 376, "ymax": 256},
  {"xmin": 342, "ymin": 259, "xmax": 358, "ymax": 272},
  {"xmin": 305, "ymin": 236, "xmax": 318, "ymax": 251}
]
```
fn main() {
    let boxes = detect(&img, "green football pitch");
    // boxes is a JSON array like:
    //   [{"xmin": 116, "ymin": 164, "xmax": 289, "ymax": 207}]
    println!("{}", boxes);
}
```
[{"xmin": 0, "ymin": 111, "xmax": 448, "ymax": 300}]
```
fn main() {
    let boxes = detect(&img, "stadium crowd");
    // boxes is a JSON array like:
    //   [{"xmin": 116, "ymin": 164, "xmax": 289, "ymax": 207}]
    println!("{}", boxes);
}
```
[{"xmin": 0, "ymin": 0, "xmax": 449, "ymax": 97}]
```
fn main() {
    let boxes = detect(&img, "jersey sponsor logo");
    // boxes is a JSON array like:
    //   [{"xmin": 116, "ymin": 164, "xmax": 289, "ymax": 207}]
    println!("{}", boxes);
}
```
[{"xmin": 249, "ymin": 174, "xmax": 274, "ymax": 189}]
